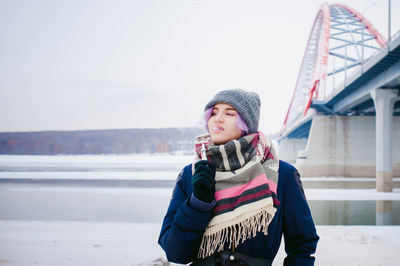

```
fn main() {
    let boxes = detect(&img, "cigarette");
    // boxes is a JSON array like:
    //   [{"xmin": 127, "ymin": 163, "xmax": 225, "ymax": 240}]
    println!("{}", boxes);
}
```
[{"xmin": 201, "ymin": 143, "xmax": 207, "ymax": 160}]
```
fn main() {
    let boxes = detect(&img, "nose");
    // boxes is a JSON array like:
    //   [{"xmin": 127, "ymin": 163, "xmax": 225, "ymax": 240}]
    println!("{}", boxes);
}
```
[{"xmin": 214, "ymin": 112, "xmax": 224, "ymax": 122}]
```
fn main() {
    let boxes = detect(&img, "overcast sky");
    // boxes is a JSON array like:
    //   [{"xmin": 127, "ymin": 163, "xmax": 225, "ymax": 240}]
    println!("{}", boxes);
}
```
[{"xmin": 0, "ymin": 0, "xmax": 399, "ymax": 134}]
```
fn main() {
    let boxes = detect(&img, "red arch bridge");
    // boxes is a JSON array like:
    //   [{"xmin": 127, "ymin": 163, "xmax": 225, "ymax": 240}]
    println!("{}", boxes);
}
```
[{"xmin": 278, "ymin": 2, "xmax": 400, "ymax": 195}]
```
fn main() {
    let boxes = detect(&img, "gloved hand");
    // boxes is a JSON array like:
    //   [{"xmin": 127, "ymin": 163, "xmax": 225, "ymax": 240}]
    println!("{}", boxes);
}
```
[{"xmin": 192, "ymin": 160, "xmax": 216, "ymax": 203}]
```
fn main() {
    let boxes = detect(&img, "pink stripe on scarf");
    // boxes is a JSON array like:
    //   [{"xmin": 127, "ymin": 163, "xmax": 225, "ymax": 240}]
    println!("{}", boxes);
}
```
[
  {"xmin": 267, "ymin": 178, "xmax": 277, "ymax": 194},
  {"xmin": 214, "ymin": 174, "xmax": 277, "ymax": 201},
  {"xmin": 214, "ymin": 189, "xmax": 270, "ymax": 213}
]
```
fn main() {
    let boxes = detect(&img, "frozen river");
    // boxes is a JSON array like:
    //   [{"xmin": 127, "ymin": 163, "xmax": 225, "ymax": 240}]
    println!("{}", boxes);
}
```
[
  {"xmin": 1, "ymin": 155, "xmax": 400, "ymax": 265},
  {"xmin": 0, "ymin": 186, "xmax": 172, "ymax": 223},
  {"xmin": 0, "ymin": 154, "xmax": 188, "ymax": 223},
  {"xmin": 0, "ymin": 154, "xmax": 399, "ymax": 225}
]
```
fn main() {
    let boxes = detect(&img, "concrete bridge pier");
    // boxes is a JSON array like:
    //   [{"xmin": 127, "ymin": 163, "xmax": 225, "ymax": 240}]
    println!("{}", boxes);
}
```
[
  {"xmin": 278, "ymin": 138, "xmax": 307, "ymax": 164},
  {"xmin": 370, "ymin": 88, "xmax": 398, "ymax": 192}
]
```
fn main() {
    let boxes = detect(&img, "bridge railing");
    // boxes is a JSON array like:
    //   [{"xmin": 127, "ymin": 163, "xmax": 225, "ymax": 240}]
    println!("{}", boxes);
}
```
[{"xmin": 320, "ymin": 29, "xmax": 400, "ymax": 104}]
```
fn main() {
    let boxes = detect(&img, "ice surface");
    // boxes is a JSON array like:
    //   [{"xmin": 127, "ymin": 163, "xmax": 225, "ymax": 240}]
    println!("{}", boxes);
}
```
[
  {"xmin": 0, "ymin": 171, "xmax": 180, "ymax": 180},
  {"xmin": 305, "ymin": 188, "xmax": 400, "ymax": 201},
  {"xmin": 0, "ymin": 154, "xmax": 193, "ymax": 167},
  {"xmin": 3, "ymin": 185, "xmax": 399, "ymax": 201},
  {"xmin": 0, "ymin": 154, "xmax": 191, "ymax": 181}
]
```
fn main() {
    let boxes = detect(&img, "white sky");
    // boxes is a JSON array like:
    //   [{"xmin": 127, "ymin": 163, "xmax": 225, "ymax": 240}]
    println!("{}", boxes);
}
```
[{"xmin": 0, "ymin": 0, "xmax": 399, "ymax": 134}]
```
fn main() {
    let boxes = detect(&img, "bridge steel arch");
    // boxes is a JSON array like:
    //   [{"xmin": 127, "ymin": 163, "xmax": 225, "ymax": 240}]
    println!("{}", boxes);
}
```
[
  {"xmin": 280, "ymin": 2, "xmax": 386, "ymax": 138},
  {"xmin": 278, "ymin": 2, "xmax": 400, "ymax": 197}
]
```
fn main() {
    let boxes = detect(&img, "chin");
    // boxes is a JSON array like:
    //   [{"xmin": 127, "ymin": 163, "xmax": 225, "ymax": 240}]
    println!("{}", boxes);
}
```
[
  {"xmin": 210, "ymin": 130, "xmax": 241, "ymax": 145},
  {"xmin": 211, "ymin": 135, "xmax": 230, "ymax": 145}
]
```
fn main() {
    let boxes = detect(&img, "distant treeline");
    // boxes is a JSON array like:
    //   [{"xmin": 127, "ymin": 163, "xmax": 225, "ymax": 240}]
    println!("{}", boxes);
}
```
[{"xmin": 0, "ymin": 127, "xmax": 204, "ymax": 155}]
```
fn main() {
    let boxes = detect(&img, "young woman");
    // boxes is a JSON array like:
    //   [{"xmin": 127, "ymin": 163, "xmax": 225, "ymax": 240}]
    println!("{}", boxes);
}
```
[{"xmin": 158, "ymin": 89, "xmax": 319, "ymax": 265}]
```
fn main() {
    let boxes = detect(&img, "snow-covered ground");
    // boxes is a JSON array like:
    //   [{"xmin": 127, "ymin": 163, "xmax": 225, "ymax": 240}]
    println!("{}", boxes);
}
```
[
  {"xmin": 0, "ymin": 154, "xmax": 193, "ymax": 171},
  {"xmin": 0, "ymin": 154, "xmax": 194, "ymax": 164},
  {"xmin": 0, "ymin": 154, "xmax": 191, "ymax": 181},
  {"xmin": 0, "ymin": 220, "xmax": 399, "ymax": 266},
  {"xmin": 0, "ymin": 171, "xmax": 180, "ymax": 180}
]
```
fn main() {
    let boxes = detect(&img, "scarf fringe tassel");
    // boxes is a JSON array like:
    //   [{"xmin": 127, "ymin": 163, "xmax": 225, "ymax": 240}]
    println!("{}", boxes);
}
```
[{"xmin": 197, "ymin": 208, "xmax": 274, "ymax": 259}]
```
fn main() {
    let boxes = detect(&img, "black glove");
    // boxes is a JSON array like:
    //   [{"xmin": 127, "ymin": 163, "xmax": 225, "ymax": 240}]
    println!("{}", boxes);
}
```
[{"xmin": 192, "ymin": 160, "xmax": 216, "ymax": 203}]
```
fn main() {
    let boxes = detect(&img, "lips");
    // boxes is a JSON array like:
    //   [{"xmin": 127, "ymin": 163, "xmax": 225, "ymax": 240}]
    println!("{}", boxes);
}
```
[{"xmin": 213, "ymin": 125, "xmax": 224, "ymax": 132}]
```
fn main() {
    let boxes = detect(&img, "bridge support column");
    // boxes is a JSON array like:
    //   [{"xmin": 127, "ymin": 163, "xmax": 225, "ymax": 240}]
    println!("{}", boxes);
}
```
[
  {"xmin": 370, "ymin": 88, "xmax": 398, "ymax": 192},
  {"xmin": 278, "ymin": 138, "xmax": 307, "ymax": 164}
]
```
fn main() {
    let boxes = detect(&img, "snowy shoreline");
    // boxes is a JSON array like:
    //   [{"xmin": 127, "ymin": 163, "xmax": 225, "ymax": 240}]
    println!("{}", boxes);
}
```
[{"xmin": 0, "ymin": 220, "xmax": 399, "ymax": 266}]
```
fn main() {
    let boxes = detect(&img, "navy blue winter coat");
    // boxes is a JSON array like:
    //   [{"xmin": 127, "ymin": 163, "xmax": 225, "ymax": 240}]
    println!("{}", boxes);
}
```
[{"xmin": 158, "ymin": 160, "xmax": 319, "ymax": 265}]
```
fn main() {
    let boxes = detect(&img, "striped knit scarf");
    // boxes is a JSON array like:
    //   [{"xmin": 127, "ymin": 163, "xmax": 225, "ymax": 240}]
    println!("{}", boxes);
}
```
[{"xmin": 193, "ymin": 131, "xmax": 280, "ymax": 258}]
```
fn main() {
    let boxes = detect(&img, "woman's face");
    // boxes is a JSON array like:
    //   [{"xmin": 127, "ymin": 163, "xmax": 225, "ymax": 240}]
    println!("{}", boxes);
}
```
[{"xmin": 207, "ymin": 103, "xmax": 242, "ymax": 145}]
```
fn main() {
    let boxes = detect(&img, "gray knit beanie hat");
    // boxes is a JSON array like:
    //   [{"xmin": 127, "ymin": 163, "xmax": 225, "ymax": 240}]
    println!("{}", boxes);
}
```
[{"xmin": 205, "ymin": 89, "xmax": 261, "ymax": 133}]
